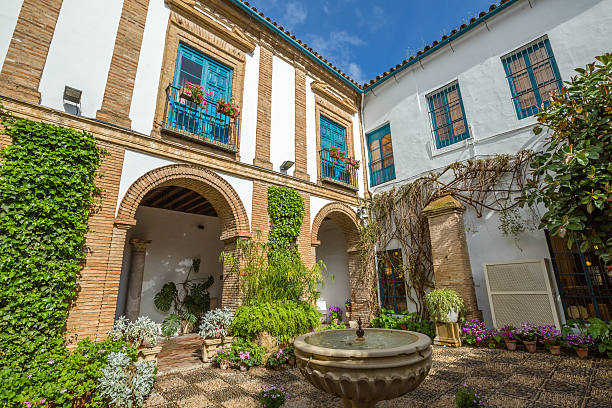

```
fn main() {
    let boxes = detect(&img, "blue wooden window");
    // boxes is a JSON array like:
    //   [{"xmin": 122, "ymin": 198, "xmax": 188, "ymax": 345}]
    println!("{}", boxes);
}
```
[
  {"xmin": 378, "ymin": 249, "xmax": 407, "ymax": 314},
  {"xmin": 167, "ymin": 43, "xmax": 233, "ymax": 144},
  {"xmin": 319, "ymin": 115, "xmax": 351, "ymax": 184},
  {"xmin": 502, "ymin": 38, "xmax": 562, "ymax": 120},
  {"xmin": 366, "ymin": 124, "xmax": 395, "ymax": 187},
  {"xmin": 427, "ymin": 82, "xmax": 470, "ymax": 149}
]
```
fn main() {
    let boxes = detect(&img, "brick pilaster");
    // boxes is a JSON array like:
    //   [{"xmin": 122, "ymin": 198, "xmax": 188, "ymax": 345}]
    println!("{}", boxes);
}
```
[
  {"xmin": 293, "ymin": 66, "xmax": 309, "ymax": 180},
  {"xmin": 422, "ymin": 195, "xmax": 482, "ymax": 319},
  {"xmin": 297, "ymin": 191, "xmax": 314, "ymax": 268},
  {"xmin": 221, "ymin": 240, "xmax": 243, "ymax": 311},
  {"xmin": 66, "ymin": 142, "xmax": 126, "ymax": 340},
  {"xmin": 253, "ymin": 45, "xmax": 273, "ymax": 169},
  {"xmin": 348, "ymin": 250, "xmax": 373, "ymax": 323},
  {"xmin": 96, "ymin": 0, "xmax": 150, "ymax": 128},
  {"xmin": 0, "ymin": 0, "xmax": 63, "ymax": 103},
  {"xmin": 250, "ymin": 180, "xmax": 270, "ymax": 239}
]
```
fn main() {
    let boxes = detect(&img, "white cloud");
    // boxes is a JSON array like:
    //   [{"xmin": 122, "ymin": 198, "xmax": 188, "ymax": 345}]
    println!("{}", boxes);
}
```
[
  {"xmin": 281, "ymin": 2, "xmax": 307, "ymax": 30},
  {"xmin": 306, "ymin": 31, "xmax": 366, "ymax": 83}
]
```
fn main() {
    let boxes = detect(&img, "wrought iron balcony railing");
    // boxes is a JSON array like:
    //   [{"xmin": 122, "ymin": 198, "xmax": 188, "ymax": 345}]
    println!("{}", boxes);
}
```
[
  {"xmin": 319, "ymin": 149, "xmax": 358, "ymax": 190},
  {"xmin": 162, "ymin": 84, "xmax": 240, "ymax": 152}
]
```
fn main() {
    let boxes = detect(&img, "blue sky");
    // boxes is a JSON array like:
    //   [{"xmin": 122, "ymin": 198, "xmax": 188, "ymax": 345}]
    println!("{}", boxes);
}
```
[{"xmin": 246, "ymin": 0, "xmax": 496, "ymax": 84}]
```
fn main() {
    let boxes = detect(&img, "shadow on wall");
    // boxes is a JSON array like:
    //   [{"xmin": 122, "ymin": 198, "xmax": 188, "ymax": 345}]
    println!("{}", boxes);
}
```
[{"xmin": 316, "ymin": 219, "xmax": 350, "ymax": 314}]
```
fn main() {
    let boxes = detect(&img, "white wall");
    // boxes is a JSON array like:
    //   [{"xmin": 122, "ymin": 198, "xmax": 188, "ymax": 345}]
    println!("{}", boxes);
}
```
[
  {"xmin": 269, "ymin": 56, "xmax": 295, "ymax": 173},
  {"xmin": 363, "ymin": 0, "xmax": 611, "ymax": 189},
  {"xmin": 352, "ymin": 113, "xmax": 364, "ymax": 197},
  {"xmin": 217, "ymin": 171, "xmax": 253, "ymax": 225},
  {"xmin": 305, "ymin": 75, "xmax": 317, "ymax": 183},
  {"xmin": 39, "ymin": 0, "xmax": 124, "ymax": 117},
  {"xmin": 316, "ymin": 219, "xmax": 350, "ymax": 314},
  {"xmin": 116, "ymin": 206, "xmax": 224, "ymax": 322},
  {"xmin": 115, "ymin": 149, "xmax": 176, "ymax": 215},
  {"xmin": 464, "ymin": 206, "xmax": 551, "ymax": 327},
  {"xmin": 0, "ymin": 0, "xmax": 23, "ymax": 71},
  {"xmin": 363, "ymin": 0, "xmax": 612, "ymax": 321},
  {"xmin": 240, "ymin": 45, "xmax": 260, "ymax": 164},
  {"xmin": 129, "ymin": 0, "xmax": 170, "ymax": 135},
  {"xmin": 310, "ymin": 195, "xmax": 333, "ymax": 226}
]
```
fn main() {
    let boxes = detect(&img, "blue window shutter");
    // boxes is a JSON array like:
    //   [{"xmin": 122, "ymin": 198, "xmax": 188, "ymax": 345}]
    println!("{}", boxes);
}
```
[
  {"xmin": 427, "ymin": 82, "xmax": 470, "ymax": 149},
  {"xmin": 366, "ymin": 123, "xmax": 395, "ymax": 187}
]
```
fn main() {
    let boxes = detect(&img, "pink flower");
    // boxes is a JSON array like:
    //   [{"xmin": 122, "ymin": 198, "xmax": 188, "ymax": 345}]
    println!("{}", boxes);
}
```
[
  {"xmin": 40, "ymin": 399, "xmax": 46, "ymax": 404},
  {"xmin": 23, "ymin": 402, "xmax": 32, "ymax": 407}
]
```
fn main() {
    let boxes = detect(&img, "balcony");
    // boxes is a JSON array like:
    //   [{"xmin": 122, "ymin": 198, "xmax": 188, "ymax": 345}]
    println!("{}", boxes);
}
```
[
  {"xmin": 162, "ymin": 84, "xmax": 240, "ymax": 152},
  {"xmin": 319, "ymin": 149, "xmax": 358, "ymax": 190}
]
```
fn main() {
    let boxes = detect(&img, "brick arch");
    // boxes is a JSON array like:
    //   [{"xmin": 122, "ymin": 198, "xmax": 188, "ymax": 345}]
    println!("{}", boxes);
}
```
[
  {"xmin": 311, "ymin": 202, "xmax": 361, "ymax": 252},
  {"xmin": 116, "ymin": 164, "xmax": 250, "ymax": 242}
]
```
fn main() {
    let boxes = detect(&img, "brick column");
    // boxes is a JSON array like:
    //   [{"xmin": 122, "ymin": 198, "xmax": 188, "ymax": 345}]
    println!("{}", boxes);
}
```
[
  {"xmin": 296, "ymin": 192, "xmax": 314, "ymax": 268},
  {"xmin": 96, "ymin": 0, "xmax": 150, "ymax": 128},
  {"xmin": 125, "ymin": 238, "xmax": 150, "ymax": 321},
  {"xmin": 348, "ymin": 250, "xmax": 373, "ymax": 323},
  {"xmin": 422, "ymin": 195, "xmax": 482, "ymax": 319},
  {"xmin": 250, "ymin": 180, "xmax": 270, "ymax": 240},
  {"xmin": 293, "ymin": 65, "xmax": 309, "ymax": 180},
  {"xmin": 0, "ymin": 0, "xmax": 63, "ymax": 103},
  {"xmin": 253, "ymin": 45, "xmax": 273, "ymax": 169},
  {"xmin": 221, "ymin": 240, "xmax": 242, "ymax": 311}
]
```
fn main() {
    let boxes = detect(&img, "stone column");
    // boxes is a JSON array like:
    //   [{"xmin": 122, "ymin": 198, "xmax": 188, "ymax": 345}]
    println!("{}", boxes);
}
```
[
  {"xmin": 422, "ymin": 195, "xmax": 482, "ymax": 319},
  {"xmin": 125, "ymin": 238, "xmax": 151, "ymax": 321}
]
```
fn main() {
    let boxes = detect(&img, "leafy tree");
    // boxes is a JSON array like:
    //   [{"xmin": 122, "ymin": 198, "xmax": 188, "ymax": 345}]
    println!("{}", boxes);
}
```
[{"xmin": 523, "ymin": 54, "xmax": 611, "ymax": 263}]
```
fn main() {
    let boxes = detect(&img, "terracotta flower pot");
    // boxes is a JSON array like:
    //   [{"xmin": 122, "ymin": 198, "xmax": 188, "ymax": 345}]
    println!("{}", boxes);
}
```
[
  {"xmin": 523, "ymin": 340, "xmax": 537, "ymax": 353},
  {"xmin": 576, "ymin": 347, "xmax": 588, "ymax": 359},
  {"xmin": 549, "ymin": 345, "xmax": 561, "ymax": 356},
  {"xmin": 504, "ymin": 339, "xmax": 517, "ymax": 351},
  {"xmin": 345, "ymin": 305, "xmax": 352, "ymax": 313},
  {"xmin": 400, "ymin": 324, "xmax": 407, "ymax": 330},
  {"xmin": 220, "ymin": 360, "xmax": 230, "ymax": 370},
  {"xmin": 288, "ymin": 357, "xmax": 296, "ymax": 366}
]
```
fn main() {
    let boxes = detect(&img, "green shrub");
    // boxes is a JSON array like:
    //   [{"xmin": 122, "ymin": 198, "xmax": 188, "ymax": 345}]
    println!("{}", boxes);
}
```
[
  {"xmin": 370, "ymin": 309, "xmax": 435, "ymax": 340},
  {"xmin": 424, "ymin": 289, "xmax": 464, "ymax": 322},
  {"xmin": 370, "ymin": 308, "xmax": 400, "ymax": 329},
  {"xmin": 97, "ymin": 352, "xmax": 156, "ymax": 408},
  {"xmin": 230, "ymin": 338, "xmax": 266, "ymax": 366},
  {"xmin": 0, "ymin": 113, "xmax": 104, "ymax": 405},
  {"xmin": 267, "ymin": 186, "xmax": 304, "ymax": 251},
  {"xmin": 232, "ymin": 300, "xmax": 320, "ymax": 343}
]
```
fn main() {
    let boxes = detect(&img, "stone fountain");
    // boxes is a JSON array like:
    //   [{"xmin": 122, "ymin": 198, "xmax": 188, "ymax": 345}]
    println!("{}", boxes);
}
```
[{"xmin": 294, "ymin": 318, "xmax": 432, "ymax": 408}]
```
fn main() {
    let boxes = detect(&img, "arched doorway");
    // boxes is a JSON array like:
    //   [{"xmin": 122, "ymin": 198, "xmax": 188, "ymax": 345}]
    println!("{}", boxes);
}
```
[
  {"xmin": 113, "ymin": 164, "xmax": 250, "ymax": 325},
  {"xmin": 311, "ymin": 203, "xmax": 371, "ymax": 322}
]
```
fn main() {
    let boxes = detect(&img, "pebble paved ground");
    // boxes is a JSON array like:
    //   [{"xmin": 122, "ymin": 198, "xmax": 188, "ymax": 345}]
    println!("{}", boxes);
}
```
[{"xmin": 145, "ymin": 346, "xmax": 611, "ymax": 408}]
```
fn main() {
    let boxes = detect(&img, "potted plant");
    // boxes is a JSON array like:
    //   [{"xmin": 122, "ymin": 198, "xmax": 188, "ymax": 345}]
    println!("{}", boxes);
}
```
[
  {"xmin": 565, "ymin": 333, "xmax": 594, "ymax": 359},
  {"xmin": 235, "ymin": 350, "xmax": 253, "ymax": 372},
  {"xmin": 199, "ymin": 308, "xmax": 234, "ymax": 363},
  {"xmin": 216, "ymin": 99, "xmax": 240, "ymax": 118},
  {"xmin": 213, "ymin": 347, "xmax": 232, "ymax": 370},
  {"xmin": 258, "ymin": 385, "xmax": 286, "ymax": 408},
  {"xmin": 329, "ymin": 147, "xmax": 360, "ymax": 169},
  {"xmin": 328, "ymin": 305, "xmax": 342, "ymax": 325},
  {"xmin": 538, "ymin": 325, "xmax": 562, "ymax": 355},
  {"xmin": 108, "ymin": 316, "xmax": 162, "ymax": 363},
  {"xmin": 285, "ymin": 346, "xmax": 296, "ymax": 367},
  {"xmin": 517, "ymin": 322, "xmax": 539, "ymax": 353},
  {"xmin": 500, "ymin": 325, "xmax": 518, "ymax": 351},
  {"xmin": 179, "ymin": 82, "xmax": 213, "ymax": 108},
  {"xmin": 424, "ymin": 289, "xmax": 464, "ymax": 323}
]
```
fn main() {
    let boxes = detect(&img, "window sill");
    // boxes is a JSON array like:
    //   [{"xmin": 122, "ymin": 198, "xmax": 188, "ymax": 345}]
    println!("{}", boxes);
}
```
[
  {"xmin": 162, "ymin": 125, "xmax": 239, "ymax": 153},
  {"xmin": 321, "ymin": 177, "xmax": 359, "ymax": 191},
  {"xmin": 431, "ymin": 138, "xmax": 474, "ymax": 158}
]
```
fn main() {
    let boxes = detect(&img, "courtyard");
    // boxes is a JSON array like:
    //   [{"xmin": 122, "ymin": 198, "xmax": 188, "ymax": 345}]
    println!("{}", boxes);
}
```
[{"xmin": 146, "ymin": 345, "xmax": 612, "ymax": 408}]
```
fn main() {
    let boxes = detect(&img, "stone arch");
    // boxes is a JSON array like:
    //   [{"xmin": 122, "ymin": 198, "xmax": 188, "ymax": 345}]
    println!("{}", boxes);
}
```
[
  {"xmin": 311, "ymin": 202, "xmax": 373, "ymax": 323},
  {"xmin": 311, "ymin": 202, "xmax": 361, "ymax": 252},
  {"xmin": 116, "ymin": 164, "xmax": 250, "ymax": 242}
]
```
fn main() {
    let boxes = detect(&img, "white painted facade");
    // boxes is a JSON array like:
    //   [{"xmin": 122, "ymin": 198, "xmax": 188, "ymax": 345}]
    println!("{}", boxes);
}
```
[
  {"xmin": 269, "ymin": 56, "xmax": 296, "ymax": 173},
  {"xmin": 361, "ymin": 0, "xmax": 612, "ymax": 325},
  {"xmin": 0, "ymin": 0, "xmax": 23, "ymax": 71},
  {"xmin": 39, "ymin": 0, "xmax": 124, "ymax": 117},
  {"xmin": 129, "ymin": 0, "xmax": 170, "ymax": 135},
  {"xmin": 116, "ymin": 206, "xmax": 224, "ymax": 322},
  {"xmin": 239, "ymin": 45, "xmax": 260, "ymax": 165}
]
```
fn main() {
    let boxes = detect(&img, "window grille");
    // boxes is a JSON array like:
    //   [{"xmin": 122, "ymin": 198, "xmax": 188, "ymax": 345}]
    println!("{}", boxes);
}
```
[
  {"xmin": 377, "ymin": 249, "xmax": 407, "ymax": 314},
  {"xmin": 427, "ymin": 82, "xmax": 470, "ymax": 149},
  {"xmin": 502, "ymin": 37, "xmax": 563, "ymax": 119}
]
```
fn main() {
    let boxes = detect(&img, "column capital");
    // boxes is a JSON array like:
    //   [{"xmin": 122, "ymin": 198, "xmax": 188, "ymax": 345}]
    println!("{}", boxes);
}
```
[
  {"xmin": 130, "ymin": 238, "xmax": 151, "ymax": 252},
  {"xmin": 422, "ymin": 195, "xmax": 465, "ymax": 218}
]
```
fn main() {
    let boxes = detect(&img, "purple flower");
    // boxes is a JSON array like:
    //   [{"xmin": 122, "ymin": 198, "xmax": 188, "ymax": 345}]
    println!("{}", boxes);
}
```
[
  {"xmin": 27, "ymin": 373, "xmax": 33, "ymax": 379},
  {"xmin": 47, "ymin": 359, "xmax": 54, "ymax": 365},
  {"xmin": 60, "ymin": 388, "xmax": 67, "ymax": 394}
]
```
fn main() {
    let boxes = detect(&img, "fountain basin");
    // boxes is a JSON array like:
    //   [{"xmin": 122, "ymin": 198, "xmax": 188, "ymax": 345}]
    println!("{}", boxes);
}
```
[{"xmin": 294, "ymin": 329, "xmax": 432, "ymax": 408}]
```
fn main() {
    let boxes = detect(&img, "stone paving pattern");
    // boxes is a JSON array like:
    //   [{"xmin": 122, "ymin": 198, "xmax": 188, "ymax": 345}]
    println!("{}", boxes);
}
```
[{"xmin": 145, "ymin": 346, "xmax": 612, "ymax": 408}]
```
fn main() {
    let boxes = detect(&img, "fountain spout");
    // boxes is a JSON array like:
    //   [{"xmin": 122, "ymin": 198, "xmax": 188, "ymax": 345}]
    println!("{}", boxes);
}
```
[{"xmin": 356, "ymin": 317, "xmax": 365, "ymax": 341}]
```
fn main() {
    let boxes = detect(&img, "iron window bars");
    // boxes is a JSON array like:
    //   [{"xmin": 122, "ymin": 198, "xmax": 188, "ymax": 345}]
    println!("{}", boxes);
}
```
[
  {"xmin": 427, "ymin": 81, "xmax": 470, "ymax": 149},
  {"xmin": 502, "ymin": 37, "xmax": 563, "ymax": 120}
]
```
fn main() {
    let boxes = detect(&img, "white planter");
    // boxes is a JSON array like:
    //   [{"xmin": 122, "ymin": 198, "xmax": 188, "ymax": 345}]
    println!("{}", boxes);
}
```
[{"xmin": 446, "ymin": 310, "xmax": 459, "ymax": 323}]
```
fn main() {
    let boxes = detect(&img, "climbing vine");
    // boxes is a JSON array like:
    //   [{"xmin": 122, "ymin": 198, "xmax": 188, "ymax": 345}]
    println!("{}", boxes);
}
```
[
  {"xmin": 267, "ymin": 186, "xmax": 304, "ymax": 251},
  {"xmin": 360, "ymin": 152, "xmax": 535, "ymax": 316},
  {"xmin": 0, "ymin": 108, "xmax": 104, "ymax": 404}
]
